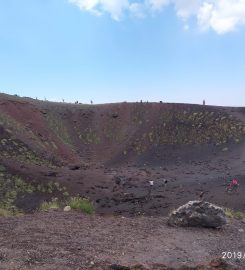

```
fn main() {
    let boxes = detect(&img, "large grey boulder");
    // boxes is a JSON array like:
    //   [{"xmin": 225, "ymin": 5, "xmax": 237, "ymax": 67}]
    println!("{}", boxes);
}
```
[{"xmin": 168, "ymin": 201, "xmax": 227, "ymax": 228}]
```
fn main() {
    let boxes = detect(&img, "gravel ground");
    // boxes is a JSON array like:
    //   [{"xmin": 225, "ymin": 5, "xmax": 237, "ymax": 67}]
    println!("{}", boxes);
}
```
[{"xmin": 0, "ymin": 210, "xmax": 245, "ymax": 270}]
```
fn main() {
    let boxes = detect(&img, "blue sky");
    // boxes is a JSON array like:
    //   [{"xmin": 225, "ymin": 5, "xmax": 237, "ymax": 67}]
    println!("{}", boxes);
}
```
[{"xmin": 0, "ymin": 0, "xmax": 245, "ymax": 106}]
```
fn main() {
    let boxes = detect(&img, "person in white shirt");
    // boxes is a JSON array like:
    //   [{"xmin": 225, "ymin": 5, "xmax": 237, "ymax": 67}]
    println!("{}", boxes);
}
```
[{"xmin": 147, "ymin": 180, "xmax": 154, "ymax": 199}]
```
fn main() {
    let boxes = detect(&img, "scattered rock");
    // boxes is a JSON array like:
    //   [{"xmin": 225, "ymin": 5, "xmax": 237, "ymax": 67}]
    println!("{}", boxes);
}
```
[
  {"xmin": 198, "ymin": 257, "xmax": 238, "ymax": 270},
  {"xmin": 113, "ymin": 176, "xmax": 123, "ymax": 185},
  {"xmin": 167, "ymin": 201, "xmax": 227, "ymax": 228},
  {"xmin": 45, "ymin": 171, "xmax": 58, "ymax": 177},
  {"xmin": 108, "ymin": 259, "xmax": 238, "ymax": 270},
  {"xmin": 108, "ymin": 264, "xmax": 130, "ymax": 270},
  {"xmin": 81, "ymin": 162, "xmax": 90, "ymax": 170},
  {"xmin": 68, "ymin": 165, "xmax": 80, "ymax": 170},
  {"xmin": 131, "ymin": 266, "xmax": 149, "ymax": 270}
]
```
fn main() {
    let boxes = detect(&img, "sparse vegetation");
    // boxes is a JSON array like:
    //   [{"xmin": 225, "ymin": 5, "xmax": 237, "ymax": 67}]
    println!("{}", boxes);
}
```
[
  {"xmin": 0, "ymin": 164, "xmax": 6, "ymax": 172},
  {"xmin": 0, "ymin": 170, "xmax": 70, "ymax": 215},
  {"xmin": 0, "ymin": 111, "xmax": 46, "ymax": 152},
  {"xmin": 0, "ymin": 173, "xmax": 35, "ymax": 211},
  {"xmin": 39, "ymin": 196, "xmax": 95, "ymax": 214},
  {"xmin": 225, "ymin": 208, "xmax": 245, "ymax": 220},
  {"xmin": 0, "ymin": 207, "xmax": 23, "ymax": 217},
  {"xmin": 40, "ymin": 199, "xmax": 60, "ymax": 211},
  {"xmin": 66, "ymin": 197, "xmax": 95, "ymax": 214},
  {"xmin": 128, "ymin": 109, "xmax": 245, "ymax": 154},
  {"xmin": 45, "ymin": 111, "xmax": 71, "ymax": 145},
  {"xmin": 0, "ymin": 208, "xmax": 12, "ymax": 217},
  {"xmin": 79, "ymin": 128, "xmax": 100, "ymax": 144},
  {"xmin": 0, "ymin": 135, "xmax": 56, "ymax": 168}
]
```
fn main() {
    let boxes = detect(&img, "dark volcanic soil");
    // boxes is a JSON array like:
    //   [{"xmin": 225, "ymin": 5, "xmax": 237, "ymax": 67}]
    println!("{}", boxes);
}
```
[
  {"xmin": 0, "ymin": 210, "xmax": 244, "ymax": 270},
  {"xmin": 1, "ymin": 94, "xmax": 245, "ymax": 269},
  {"xmin": 0, "ymin": 93, "xmax": 245, "ymax": 216}
]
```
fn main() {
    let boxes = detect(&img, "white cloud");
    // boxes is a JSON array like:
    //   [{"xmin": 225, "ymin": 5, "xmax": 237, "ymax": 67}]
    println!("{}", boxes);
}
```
[
  {"xmin": 100, "ymin": 0, "xmax": 129, "ymax": 21},
  {"xmin": 197, "ymin": 0, "xmax": 245, "ymax": 34},
  {"xmin": 69, "ymin": 0, "xmax": 129, "ymax": 20},
  {"xmin": 147, "ymin": 0, "xmax": 171, "ymax": 11},
  {"xmin": 174, "ymin": 0, "xmax": 202, "ymax": 19},
  {"xmin": 69, "ymin": 0, "xmax": 245, "ymax": 34},
  {"xmin": 129, "ymin": 3, "xmax": 146, "ymax": 18},
  {"xmin": 69, "ymin": 0, "xmax": 99, "ymax": 11}
]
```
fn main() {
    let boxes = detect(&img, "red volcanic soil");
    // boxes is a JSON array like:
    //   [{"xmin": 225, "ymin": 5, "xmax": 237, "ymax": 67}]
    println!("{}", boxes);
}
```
[{"xmin": 0, "ymin": 93, "xmax": 245, "ymax": 215}]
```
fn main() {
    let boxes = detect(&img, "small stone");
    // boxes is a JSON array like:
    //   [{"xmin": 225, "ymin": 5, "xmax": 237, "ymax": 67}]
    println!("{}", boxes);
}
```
[
  {"xmin": 68, "ymin": 165, "xmax": 80, "ymax": 170},
  {"xmin": 108, "ymin": 265, "xmax": 130, "ymax": 270},
  {"xmin": 64, "ymin": 206, "xmax": 71, "ymax": 212},
  {"xmin": 45, "ymin": 171, "xmax": 57, "ymax": 177}
]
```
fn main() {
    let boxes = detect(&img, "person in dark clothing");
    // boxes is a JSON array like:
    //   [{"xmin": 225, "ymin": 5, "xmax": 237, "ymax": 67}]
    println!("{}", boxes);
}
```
[{"xmin": 199, "ymin": 191, "xmax": 205, "ymax": 200}]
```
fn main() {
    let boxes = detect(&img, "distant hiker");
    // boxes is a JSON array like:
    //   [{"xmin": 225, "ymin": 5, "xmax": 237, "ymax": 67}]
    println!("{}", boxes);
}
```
[
  {"xmin": 112, "ymin": 176, "xmax": 122, "ymax": 192},
  {"xmin": 199, "ymin": 191, "xmax": 206, "ymax": 200},
  {"xmin": 227, "ymin": 178, "xmax": 240, "ymax": 193},
  {"xmin": 203, "ymin": 99, "xmax": 205, "ymax": 105},
  {"xmin": 90, "ymin": 100, "xmax": 93, "ymax": 105},
  {"xmin": 147, "ymin": 180, "xmax": 154, "ymax": 199},
  {"xmin": 62, "ymin": 99, "xmax": 64, "ymax": 102},
  {"xmin": 163, "ymin": 179, "xmax": 168, "ymax": 191}
]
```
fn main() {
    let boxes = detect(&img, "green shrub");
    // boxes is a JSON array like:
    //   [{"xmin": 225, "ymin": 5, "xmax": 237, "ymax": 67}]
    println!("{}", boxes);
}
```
[
  {"xmin": 40, "ymin": 200, "xmax": 60, "ymax": 211},
  {"xmin": 0, "ymin": 208, "xmax": 11, "ymax": 217},
  {"xmin": 225, "ymin": 208, "xmax": 245, "ymax": 220},
  {"xmin": 66, "ymin": 197, "xmax": 95, "ymax": 214},
  {"xmin": 0, "ymin": 165, "xmax": 6, "ymax": 172},
  {"xmin": 39, "ymin": 196, "xmax": 95, "ymax": 214},
  {"xmin": 63, "ymin": 191, "xmax": 69, "ymax": 197}
]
